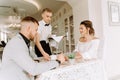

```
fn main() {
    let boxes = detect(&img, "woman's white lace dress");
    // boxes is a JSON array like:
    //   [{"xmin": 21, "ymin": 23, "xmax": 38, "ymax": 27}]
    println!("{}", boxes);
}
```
[{"xmin": 74, "ymin": 39, "xmax": 100, "ymax": 59}]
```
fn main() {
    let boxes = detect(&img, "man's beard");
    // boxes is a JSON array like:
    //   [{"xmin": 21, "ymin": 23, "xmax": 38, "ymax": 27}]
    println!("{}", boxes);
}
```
[
  {"xmin": 29, "ymin": 35, "xmax": 34, "ymax": 41},
  {"xmin": 30, "ymin": 37, "xmax": 34, "ymax": 41}
]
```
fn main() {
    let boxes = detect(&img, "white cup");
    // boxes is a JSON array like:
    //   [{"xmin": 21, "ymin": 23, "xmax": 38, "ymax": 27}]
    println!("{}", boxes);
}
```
[{"xmin": 50, "ymin": 55, "xmax": 57, "ymax": 60}]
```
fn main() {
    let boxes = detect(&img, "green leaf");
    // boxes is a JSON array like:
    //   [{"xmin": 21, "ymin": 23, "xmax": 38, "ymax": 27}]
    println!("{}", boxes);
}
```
[{"xmin": 68, "ymin": 53, "xmax": 75, "ymax": 59}]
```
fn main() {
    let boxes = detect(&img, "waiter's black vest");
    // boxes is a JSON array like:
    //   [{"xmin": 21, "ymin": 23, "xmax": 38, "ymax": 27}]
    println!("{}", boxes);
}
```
[{"xmin": 35, "ymin": 40, "xmax": 52, "ymax": 57}]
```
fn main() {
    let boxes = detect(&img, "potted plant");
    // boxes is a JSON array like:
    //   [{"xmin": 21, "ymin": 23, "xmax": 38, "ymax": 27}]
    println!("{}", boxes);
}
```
[{"xmin": 68, "ymin": 53, "xmax": 75, "ymax": 64}]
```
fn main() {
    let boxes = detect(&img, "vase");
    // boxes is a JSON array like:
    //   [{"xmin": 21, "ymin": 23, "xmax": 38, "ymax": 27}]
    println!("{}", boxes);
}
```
[{"xmin": 69, "ymin": 59, "xmax": 75, "ymax": 65}]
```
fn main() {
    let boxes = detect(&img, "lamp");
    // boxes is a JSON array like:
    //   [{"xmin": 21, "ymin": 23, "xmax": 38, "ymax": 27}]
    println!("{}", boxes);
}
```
[{"xmin": 8, "ymin": 16, "xmax": 21, "ymax": 28}]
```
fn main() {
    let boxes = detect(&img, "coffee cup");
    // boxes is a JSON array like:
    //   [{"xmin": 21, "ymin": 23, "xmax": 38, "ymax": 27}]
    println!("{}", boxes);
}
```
[{"xmin": 50, "ymin": 55, "xmax": 57, "ymax": 60}]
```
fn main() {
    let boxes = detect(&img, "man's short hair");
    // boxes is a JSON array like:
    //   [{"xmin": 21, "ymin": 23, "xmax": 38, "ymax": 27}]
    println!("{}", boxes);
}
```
[
  {"xmin": 21, "ymin": 16, "xmax": 39, "ymax": 25},
  {"xmin": 41, "ymin": 8, "xmax": 52, "ymax": 14}
]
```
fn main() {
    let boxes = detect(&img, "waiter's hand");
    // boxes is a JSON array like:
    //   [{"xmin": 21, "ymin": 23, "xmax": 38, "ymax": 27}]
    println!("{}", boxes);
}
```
[
  {"xmin": 57, "ymin": 53, "xmax": 65, "ymax": 64},
  {"xmin": 43, "ymin": 52, "xmax": 50, "ymax": 61}
]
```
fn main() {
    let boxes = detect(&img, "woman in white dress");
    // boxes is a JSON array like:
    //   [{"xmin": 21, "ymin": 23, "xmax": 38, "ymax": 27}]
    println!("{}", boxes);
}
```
[{"xmin": 74, "ymin": 20, "xmax": 100, "ymax": 60}]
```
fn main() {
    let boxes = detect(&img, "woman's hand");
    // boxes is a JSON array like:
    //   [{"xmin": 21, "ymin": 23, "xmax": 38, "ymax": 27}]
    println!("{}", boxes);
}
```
[{"xmin": 75, "ymin": 52, "xmax": 82, "ymax": 59}]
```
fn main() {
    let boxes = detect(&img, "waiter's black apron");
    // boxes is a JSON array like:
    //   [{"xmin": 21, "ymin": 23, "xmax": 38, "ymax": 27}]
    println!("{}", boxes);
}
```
[{"xmin": 35, "ymin": 40, "xmax": 52, "ymax": 57}]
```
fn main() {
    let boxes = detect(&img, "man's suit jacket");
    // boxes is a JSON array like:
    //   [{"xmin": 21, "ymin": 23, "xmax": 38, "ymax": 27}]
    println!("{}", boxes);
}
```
[{"xmin": 0, "ymin": 34, "xmax": 59, "ymax": 80}]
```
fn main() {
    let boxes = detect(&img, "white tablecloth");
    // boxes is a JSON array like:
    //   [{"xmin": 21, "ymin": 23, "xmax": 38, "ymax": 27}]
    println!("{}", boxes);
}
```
[{"xmin": 37, "ymin": 59, "xmax": 107, "ymax": 80}]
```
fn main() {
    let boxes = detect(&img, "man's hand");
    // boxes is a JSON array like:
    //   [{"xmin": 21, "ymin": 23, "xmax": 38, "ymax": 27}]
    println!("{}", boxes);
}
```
[
  {"xmin": 57, "ymin": 53, "xmax": 65, "ymax": 64},
  {"xmin": 43, "ymin": 52, "xmax": 50, "ymax": 61}
]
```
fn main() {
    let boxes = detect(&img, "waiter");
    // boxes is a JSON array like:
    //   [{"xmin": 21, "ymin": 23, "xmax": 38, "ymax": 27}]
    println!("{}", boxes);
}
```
[{"xmin": 35, "ymin": 8, "xmax": 53, "ymax": 60}]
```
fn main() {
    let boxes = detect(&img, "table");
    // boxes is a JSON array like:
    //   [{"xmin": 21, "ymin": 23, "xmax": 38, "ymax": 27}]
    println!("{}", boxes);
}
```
[{"xmin": 37, "ymin": 59, "xmax": 107, "ymax": 80}]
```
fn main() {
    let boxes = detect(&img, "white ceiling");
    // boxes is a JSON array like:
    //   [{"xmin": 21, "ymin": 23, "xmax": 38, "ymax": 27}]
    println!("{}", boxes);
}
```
[
  {"xmin": 0, "ymin": 0, "xmax": 66, "ymax": 24},
  {"xmin": 0, "ymin": 0, "xmax": 37, "ymax": 16},
  {"xmin": 0, "ymin": 0, "xmax": 67, "ymax": 36}
]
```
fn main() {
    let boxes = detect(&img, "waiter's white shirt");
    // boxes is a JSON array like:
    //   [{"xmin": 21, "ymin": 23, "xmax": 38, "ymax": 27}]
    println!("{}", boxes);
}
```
[
  {"xmin": 0, "ymin": 34, "xmax": 59, "ymax": 80},
  {"xmin": 38, "ymin": 20, "xmax": 52, "ymax": 43}
]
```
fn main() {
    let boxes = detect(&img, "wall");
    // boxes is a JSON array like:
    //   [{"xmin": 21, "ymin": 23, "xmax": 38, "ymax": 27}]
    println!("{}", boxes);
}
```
[
  {"xmin": 88, "ymin": 0, "xmax": 103, "ymax": 38},
  {"xmin": 88, "ymin": 0, "xmax": 104, "ymax": 59},
  {"xmin": 102, "ymin": 0, "xmax": 120, "ymax": 79}
]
